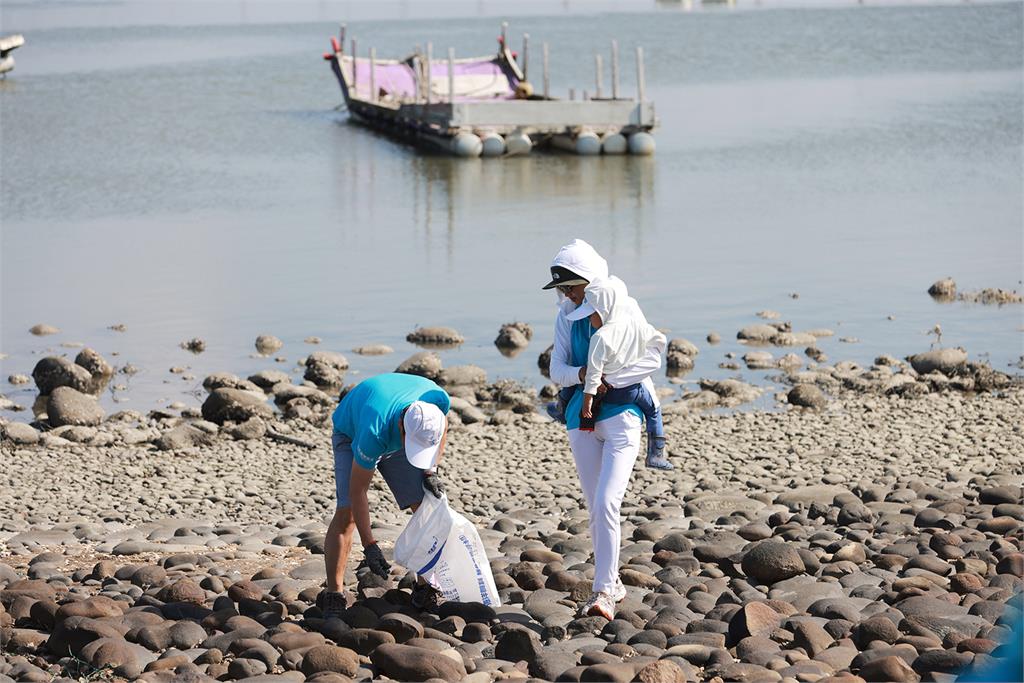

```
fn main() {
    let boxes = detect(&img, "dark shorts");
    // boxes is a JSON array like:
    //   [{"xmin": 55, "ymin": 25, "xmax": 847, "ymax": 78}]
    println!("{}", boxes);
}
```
[{"xmin": 332, "ymin": 431, "xmax": 425, "ymax": 510}]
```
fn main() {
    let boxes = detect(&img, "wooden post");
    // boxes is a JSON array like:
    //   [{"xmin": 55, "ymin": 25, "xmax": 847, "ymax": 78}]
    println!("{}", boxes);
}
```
[
  {"xmin": 414, "ymin": 45, "xmax": 421, "ymax": 103},
  {"xmin": 542, "ymin": 42, "xmax": 550, "ymax": 99},
  {"xmin": 339, "ymin": 24, "xmax": 346, "ymax": 53},
  {"xmin": 448, "ymin": 47, "xmax": 455, "ymax": 103},
  {"xmin": 351, "ymin": 38, "xmax": 358, "ymax": 93},
  {"xmin": 425, "ymin": 42, "xmax": 433, "ymax": 105},
  {"xmin": 369, "ymin": 47, "xmax": 377, "ymax": 103},
  {"xmin": 636, "ymin": 46, "xmax": 645, "ymax": 104},
  {"xmin": 595, "ymin": 54, "xmax": 603, "ymax": 99},
  {"xmin": 611, "ymin": 39, "xmax": 619, "ymax": 100},
  {"xmin": 521, "ymin": 33, "xmax": 529, "ymax": 79}
]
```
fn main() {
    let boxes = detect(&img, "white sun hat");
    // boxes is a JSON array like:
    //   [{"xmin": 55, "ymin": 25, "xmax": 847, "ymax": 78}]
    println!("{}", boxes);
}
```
[{"xmin": 403, "ymin": 401, "xmax": 447, "ymax": 469}]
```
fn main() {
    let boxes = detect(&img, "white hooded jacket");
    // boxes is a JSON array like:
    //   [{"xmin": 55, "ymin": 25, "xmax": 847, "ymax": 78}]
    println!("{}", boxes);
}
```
[
  {"xmin": 580, "ymin": 276, "xmax": 667, "ymax": 395},
  {"xmin": 548, "ymin": 239, "xmax": 664, "ymax": 396}
]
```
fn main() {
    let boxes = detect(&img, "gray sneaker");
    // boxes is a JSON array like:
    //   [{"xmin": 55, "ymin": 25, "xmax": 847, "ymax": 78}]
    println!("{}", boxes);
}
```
[
  {"xmin": 583, "ymin": 591, "xmax": 616, "ymax": 620},
  {"xmin": 320, "ymin": 590, "xmax": 347, "ymax": 621}
]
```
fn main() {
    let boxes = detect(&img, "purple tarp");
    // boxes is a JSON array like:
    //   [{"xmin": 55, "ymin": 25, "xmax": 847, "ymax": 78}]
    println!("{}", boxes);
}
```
[{"xmin": 343, "ymin": 56, "xmax": 518, "ymax": 103}]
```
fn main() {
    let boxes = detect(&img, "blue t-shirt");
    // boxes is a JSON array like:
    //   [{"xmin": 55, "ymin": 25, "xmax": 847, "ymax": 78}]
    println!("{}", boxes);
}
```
[
  {"xmin": 332, "ymin": 373, "xmax": 450, "ymax": 470},
  {"xmin": 565, "ymin": 318, "xmax": 642, "ymax": 431}
]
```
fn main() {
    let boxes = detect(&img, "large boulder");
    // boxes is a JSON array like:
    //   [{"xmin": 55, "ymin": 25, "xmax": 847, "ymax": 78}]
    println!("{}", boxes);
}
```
[
  {"xmin": 47, "ymin": 387, "xmax": 104, "ymax": 427},
  {"xmin": 667, "ymin": 352, "xmax": 694, "ymax": 372},
  {"xmin": 737, "ymin": 324, "xmax": 779, "ymax": 342},
  {"xmin": 437, "ymin": 365, "xmax": 487, "ymax": 387},
  {"xmin": 370, "ymin": 643, "xmax": 467, "ymax": 681},
  {"xmin": 788, "ymin": 384, "xmax": 827, "ymax": 409},
  {"xmin": 3, "ymin": 422, "xmax": 40, "ymax": 445},
  {"xmin": 87, "ymin": 638, "xmax": 149, "ymax": 679},
  {"xmin": 728, "ymin": 602, "xmax": 781, "ymax": 642},
  {"xmin": 248, "ymin": 370, "xmax": 291, "ymax": 390},
  {"xmin": 928, "ymin": 278, "xmax": 957, "ymax": 300},
  {"xmin": 29, "ymin": 323, "xmax": 59, "ymax": 336},
  {"xmin": 668, "ymin": 338, "xmax": 699, "ymax": 357},
  {"xmin": 699, "ymin": 379, "xmax": 760, "ymax": 406},
  {"xmin": 396, "ymin": 352, "xmax": 443, "ymax": 380},
  {"xmin": 495, "ymin": 629, "xmax": 543, "ymax": 664},
  {"xmin": 32, "ymin": 357, "xmax": 92, "ymax": 394},
  {"xmin": 743, "ymin": 351, "xmax": 776, "ymax": 370},
  {"xmin": 352, "ymin": 344, "xmax": 394, "ymax": 355},
  {"xmin": 74, "ymin": 348, "xmax": 113, "ymax": 379},
  {"xmin": 375, "ymin": 613, "xmax": 424, "ymax": 643},
  {"xmin": 158, "ymin": 579, "xmax": 206, "ymax": 605},
  {"xmin": 271, "ymin": 384, "xmax": 332, "ymax": 406},
  {"xmin": 200, "ymin": 388, "xmax": 272, "ymax": 425},
  {"xmin": 304, "ymin": 351, "xmax": 350, "ymax": 386},
  {"xmin": 300, "ymin": 644, "xmax": 360, "ymax": 677},
  {"xmin": 154, "ymin": 424, "xmax": 215, "ymax": 451},
  {"xmin": 202, "ymin": 372, "xmax": 262, "ymax": 393},
  {"xmin": 908, "ymin": 348, "xmax": 968, "ymax": 376},
  {"xmin": 406, "ymin": 326, "xmax": 464, "ymax": 346},
  {"xmin": 495, "ymin": 322, "xmax": 533, "ymax": 350},
  {"xmin": 254, "ymin": 335, "xmax": 284, "ymax": 355},
  {"xmin": 741, "ymin": 542, "xmax": 805, "ymax": 584},
  {"xmin": 228, "ymin": 417, "xmax": 266, "ymax": 441}
]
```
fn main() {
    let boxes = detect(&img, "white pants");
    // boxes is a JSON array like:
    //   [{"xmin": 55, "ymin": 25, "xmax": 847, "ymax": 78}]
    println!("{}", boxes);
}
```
[{"xmin": 567, "ymin": 410, "xmax": 642, "ymax": 594}]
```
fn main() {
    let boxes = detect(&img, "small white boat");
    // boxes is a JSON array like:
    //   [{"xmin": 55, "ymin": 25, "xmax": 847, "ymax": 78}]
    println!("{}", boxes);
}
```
[{"xmin": 0, "ymin": 34, "xmax": 25, "ymax": 75}]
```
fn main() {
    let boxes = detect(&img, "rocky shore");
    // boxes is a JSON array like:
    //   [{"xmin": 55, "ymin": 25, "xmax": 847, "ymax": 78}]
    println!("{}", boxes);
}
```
[
  {"xmin": 3, "ymin": 302, "xmax": 1023, "ymax": 682},
  {"xmin": 2, "ymin": 361, "xmax": 1023, "ymax": 682}
]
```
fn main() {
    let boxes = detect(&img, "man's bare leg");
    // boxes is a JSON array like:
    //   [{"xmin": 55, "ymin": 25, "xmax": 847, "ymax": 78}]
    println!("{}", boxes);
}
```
[{"xmin": 324, "ymin": 506, "xmax": 356, "ymax": 593}]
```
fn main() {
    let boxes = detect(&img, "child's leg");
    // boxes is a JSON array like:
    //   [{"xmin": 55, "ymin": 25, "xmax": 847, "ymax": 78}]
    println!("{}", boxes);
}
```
[
  {"xmin": 602, "ymin": 383, "xmax": 659, "ymax": 432},
  {"xmin": 632, "ymin": 385, "xmax": 664, "ymax": 438},
  {"xmin": 606, "ymin": 383, "xmax": 672, "ymax": 469}
]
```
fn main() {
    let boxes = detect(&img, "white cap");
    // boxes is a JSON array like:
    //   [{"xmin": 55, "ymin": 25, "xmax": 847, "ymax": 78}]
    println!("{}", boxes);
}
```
[
  {"xmin": 403, "ymin": 401, "xmax": 447, "ymax": 470},
  {"xmin": 566, "ymin": 301, "xmax": 596, "ymax": 322}
]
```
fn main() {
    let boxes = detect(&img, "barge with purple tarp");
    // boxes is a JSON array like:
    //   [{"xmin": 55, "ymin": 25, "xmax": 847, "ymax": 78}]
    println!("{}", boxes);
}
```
[{"xmin": 323, "ymin": 23, "xmax": 657, "ymax": 157}]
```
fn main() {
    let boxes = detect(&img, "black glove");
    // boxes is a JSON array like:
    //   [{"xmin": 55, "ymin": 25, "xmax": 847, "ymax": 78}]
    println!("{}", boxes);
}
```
[
  {"xmin": 363, "ymin": 542, "xmax": 390, "ymax": 579},
  {"xmin": 423, "ymin": 471, "xmax": 446, "ymax": 499}
]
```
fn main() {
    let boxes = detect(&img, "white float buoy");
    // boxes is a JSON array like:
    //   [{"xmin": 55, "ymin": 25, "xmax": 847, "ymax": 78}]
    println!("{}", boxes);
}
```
[
  {"xmin": 505, "ymin": 132, "xmax": 533, "ymax": 156},
  {"xmin": 575, "ymin": 131, "xmax": 601, "ymax": 156},
  {"xmin": 628, "ymin": 132, "xmax": 656, "ymax": 156},
  {"xmin": 451, "ymin": 132, "xmax": 483, "ymax": 158},
  {"xmin": 479, "ymin": 132, "xmax": 506, "ymax": 157},
  {"xmin": 602, "ymin": 133, "xmax": 627, "ymax": 155}
]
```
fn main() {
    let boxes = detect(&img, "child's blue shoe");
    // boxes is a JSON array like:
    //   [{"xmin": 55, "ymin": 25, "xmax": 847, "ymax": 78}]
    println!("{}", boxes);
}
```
[{"xmin": 645, "ymin": 435, "xmax": 673, "ymax": 470}]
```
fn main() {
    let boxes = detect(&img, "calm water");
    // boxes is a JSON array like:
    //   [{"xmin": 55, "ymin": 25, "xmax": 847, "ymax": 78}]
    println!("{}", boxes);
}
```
[{"xmin": 1, "ymin": 0, "xmax": 1022, "ymax": 418}]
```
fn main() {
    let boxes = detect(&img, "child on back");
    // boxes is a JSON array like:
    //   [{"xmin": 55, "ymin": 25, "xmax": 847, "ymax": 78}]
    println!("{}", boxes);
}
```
[{"xmin": 567, "ymin": 275, "xmax": 671, "ymax": 470}]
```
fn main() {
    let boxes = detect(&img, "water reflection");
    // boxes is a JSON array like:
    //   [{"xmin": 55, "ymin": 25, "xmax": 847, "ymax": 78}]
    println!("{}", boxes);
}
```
[{"xmin": 407, "ymin": 149, "xmax": 656, "ymax": 249}]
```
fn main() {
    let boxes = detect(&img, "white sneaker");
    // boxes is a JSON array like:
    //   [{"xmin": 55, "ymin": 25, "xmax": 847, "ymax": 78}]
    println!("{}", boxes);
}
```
[
  {"xmin": 610, "ymin": 579, "xmax": 627, "ymax": 604},
  {"xmin": 583, "ymin": 591, "xmax": 616, "ymax": 620}
]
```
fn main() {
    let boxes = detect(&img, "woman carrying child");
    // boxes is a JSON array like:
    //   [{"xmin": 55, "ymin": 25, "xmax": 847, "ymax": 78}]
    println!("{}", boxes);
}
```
[{"xmin": 541, "ymin": 239, "xmax": 668, "ymax": 620}]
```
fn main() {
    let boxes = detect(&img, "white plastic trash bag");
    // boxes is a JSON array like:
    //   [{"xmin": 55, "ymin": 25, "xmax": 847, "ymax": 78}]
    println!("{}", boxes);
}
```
[{"xmin": 394, "ymin": 492, "xmax": 501, "ymax": 606}]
